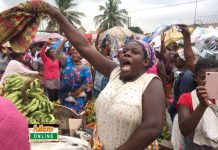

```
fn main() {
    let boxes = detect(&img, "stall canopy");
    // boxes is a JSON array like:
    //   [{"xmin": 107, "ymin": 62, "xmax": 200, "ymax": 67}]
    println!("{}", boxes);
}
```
[
  {"xmin": 33, "ymin": 32, "xmax": 64, "ymax": 43},
  {"xmin": 99, "ymin": 26, "xmax": 136, "ymax": 45}
]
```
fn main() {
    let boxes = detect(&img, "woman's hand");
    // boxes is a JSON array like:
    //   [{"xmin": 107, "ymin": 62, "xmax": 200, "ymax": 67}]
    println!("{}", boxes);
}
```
[
  {"xmin": 176, "ymin": 24, "xmax": 190, "ymax": 38},
  {"xmin": 196, "ymin": 86, "xmax": 210, "ymax": 108},
  {"xmin": 63, "ymin": 38, "xmax": 68, "ymax": 43}
]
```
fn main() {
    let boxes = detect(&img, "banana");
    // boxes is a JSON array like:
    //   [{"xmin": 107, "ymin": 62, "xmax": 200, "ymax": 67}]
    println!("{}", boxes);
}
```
[
  {"xmin": 5, "ymin": 91, "xmax": 21, "ymax": 100},
  {"xmin": 31, "ymin": 110, "xmax": 44, "ymax": 118},
  {"xmin": 42, "ymin": 101, "xmax": 46, "ymax": 106},
  {"xmin": 6, "ymin": 76, "xmax": 21, "ymax": 84},
  {"xmin": 29, "ymin": 82, "xmax": 34, "ymax": 91},
  {"xmin": 23, "ymin": 98, "xmax": 37, "ymax": 110},
  {"xmin": 47, "ymin": 104, "xmax": 51, "ymax": 113},
  {"xmin": 5, "ymin": 74, "xmax": 19, "ymax": 80},
  {"xmin": 11, "ymin": 84, "xmax": 23, "ymax": 91},
  {"xmin": 41, "ymin": 116, "xmax": 45, "ymax": 123},
  {"xmin": 48, "ymin": 114, "xmax": 56, "ymax": 124},
  {"xmin": 35, "ymin": 88, "xmax": 44, "ymax": 94},
  {"xmin": 33, "ymin": 79, "xmax": 40, "ymax": 89},
  {"xmin": 14, "ymin": 99, "xmax": 23, "ymax": 106},
  {"xmin": 42, "ymin": 107, "xmax": 47, "ymax": 113},
  {"xmin": 16, "ymin": 104, "xmax": 24, "ymax": 110},
  {"xmin": 22, "ymin": 111, "xmax": 29, "ymax": 117},
  {"xmin": 28, "ymin": 99, "xmax": 40, "ymax": 113},
  {"xmin": 6, "ymin": 79, "xmax": 22, "ymax": 88},
  {"xmin": 39, "ymin": 103, "xmax": 43, "ymax": 109},
  {"xmin": 41, "ymin": 94, "xmax": 50, "ymax": 102},
  {"xmin": 49, "ymin": 101, "xmax": 54, "ymax": 110},
  {"xmin": 28, "ymin": 117, "xmax": 34, "ymax": 124},
  {"xmin": 3, "ymin": 92, "xmax": 9, "ymax": 97},
  {"xmin": 28, "ymin": 92, "xmax": 44, "ymax": 102},
  {"xmin": 44, "ymin": 117, "xmax": 49, "ymax": 124}
]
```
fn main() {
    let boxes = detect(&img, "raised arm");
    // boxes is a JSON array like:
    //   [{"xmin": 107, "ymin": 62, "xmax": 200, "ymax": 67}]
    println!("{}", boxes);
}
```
[
  {"xmin": 117, "ymin": 78, "xmax": 165, "ymax": 150},
  {"xmin": 56, "ymin": 38, "xmax": 67, "ymax": 67},
  {"xmin": 177, "ymin": 24, "xmax": 195, "ymax": 73},
  {"xmin": 159, "ymin": 33, "xmax": 168, "ymax": 63},
  {"xmin": 95, "ymin": 31, "xmax": 101, "ymax": 52},
  {"xmin": 43, "ymin": 3, "xmax": 117, "ymax": 77},
  {"xmin": 40, "ymin": 42, "xmax": 49, "ymax": 62}
]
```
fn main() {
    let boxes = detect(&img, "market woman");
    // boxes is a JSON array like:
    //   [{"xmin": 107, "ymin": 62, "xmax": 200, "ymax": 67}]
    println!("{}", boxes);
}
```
[
  {"xmin": 40, "ymin": 42, "xmax": 60, "ymax": 102},
  {"xmin": 37, "ymin": 2, "xmax": 165, "ymax": 150}
]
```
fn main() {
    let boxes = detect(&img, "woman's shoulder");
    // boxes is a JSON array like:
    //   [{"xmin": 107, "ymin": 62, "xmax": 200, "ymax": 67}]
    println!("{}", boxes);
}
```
[
  {"xmin": 109, "ymin": 66, "xmax": 120, "ymax": 80},
  {"xmin": 177, "ymin": 92, "xmax": 193, "ymax": 112}
]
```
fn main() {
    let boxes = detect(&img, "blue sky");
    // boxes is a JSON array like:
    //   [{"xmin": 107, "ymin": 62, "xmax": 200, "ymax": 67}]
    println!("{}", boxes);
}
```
[{"xmin": 0, "ymin": 0, "xmax": 217, "ymax": 32}]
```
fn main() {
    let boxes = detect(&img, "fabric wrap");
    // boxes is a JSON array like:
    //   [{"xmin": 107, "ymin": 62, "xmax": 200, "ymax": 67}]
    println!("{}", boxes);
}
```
[{"xmin": 0, "ymin": 0, "xmax": 46, "ymax": 53}]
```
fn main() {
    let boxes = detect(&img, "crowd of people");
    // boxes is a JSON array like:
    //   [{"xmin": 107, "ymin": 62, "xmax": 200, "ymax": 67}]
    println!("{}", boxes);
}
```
[{"xmin": 1, "ymin": 1, "xmax": 218, "ymax": 150}]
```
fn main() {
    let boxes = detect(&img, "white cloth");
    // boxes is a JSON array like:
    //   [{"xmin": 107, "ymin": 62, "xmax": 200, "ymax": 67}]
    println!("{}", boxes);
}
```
[
  {"xmin": 31, "ymin": 135, "xmax": 91, "ymax": 150},
  {"xmin": 95, "ymin": 67, "xmax": 157, "ymax": 150},
  {"xmin": 191, "ymin": 90, "xmax": 218, "ymax": 148},
  {"xmin": 0, "ymin": 60, "xmax": 38, "ymax": 83},
  {"xmin": 30, "ymin": 53, "xmax": 39, "ymax": 71},
  {"xmin": 171, "ymin": 114, "xmax": 184, "ymax": 150},
  {"xmin": 177, "ymin": 47, "xmax": 199, "ymax": 61}
]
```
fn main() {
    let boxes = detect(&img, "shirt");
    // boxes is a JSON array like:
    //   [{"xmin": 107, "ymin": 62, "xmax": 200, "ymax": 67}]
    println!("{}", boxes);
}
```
[
  {"xmin": 29, "ymin": 52, "xmax": 39, "ymax": 71},
  {"xmin": 177, "ymin": 93, "xmax": 215, "ymax": 113},
  {"xmin": 40, "ymin": 46, "xmax": 60, "ymax": 80},
  {"xmin": 0, "ymin": 60, "xmax": 38, "ymax": 83},
  {"xmin": 174, "ymin": 69, "xmax": 196, "ymax": 104},
  {"xmin": 0, "ymin": 54, "xmax": 9, "ymax": 73}
]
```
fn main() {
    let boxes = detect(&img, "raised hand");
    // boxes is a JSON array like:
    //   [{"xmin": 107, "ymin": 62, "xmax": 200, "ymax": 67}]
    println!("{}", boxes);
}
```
[
  {"xmin": 176, "ymin": 24, "xmax": 190, "ymax": 38},
  {"xmin": 196, "ymin": 86, "xmax": 210, "ymax": 108}
]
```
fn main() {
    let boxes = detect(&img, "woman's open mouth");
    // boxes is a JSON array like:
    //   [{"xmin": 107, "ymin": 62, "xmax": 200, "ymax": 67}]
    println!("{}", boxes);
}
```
[{"xmin": 121, "ymin": 59, "xmax": 131, "ymax": 72}]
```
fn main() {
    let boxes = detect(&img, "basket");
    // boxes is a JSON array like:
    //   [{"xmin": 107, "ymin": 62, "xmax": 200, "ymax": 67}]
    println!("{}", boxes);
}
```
[
  {"xmin": 21, "ymin": 77, "xmax": 35, "ymax": 104},
  {"xmin": 53, "ymin": 104, "xmax": 84, "ymax": 135}
]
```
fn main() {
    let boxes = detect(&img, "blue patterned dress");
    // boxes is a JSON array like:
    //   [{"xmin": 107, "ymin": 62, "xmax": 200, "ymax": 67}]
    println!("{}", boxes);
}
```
[{"xmin": 60, "ymin": 61, "xmax": 92, "ymax": 113}]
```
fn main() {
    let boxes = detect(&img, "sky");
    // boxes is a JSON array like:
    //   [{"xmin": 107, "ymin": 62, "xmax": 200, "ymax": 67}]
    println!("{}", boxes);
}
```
[{"xmin": 0, "ymin": 0, "xmax": 218, "ymax": 33}]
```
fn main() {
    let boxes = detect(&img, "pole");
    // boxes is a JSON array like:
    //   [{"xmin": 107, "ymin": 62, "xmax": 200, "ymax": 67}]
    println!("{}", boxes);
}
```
[{"xmin": 194, "ymin": 0, "xmax": 198, "ymax": 24}]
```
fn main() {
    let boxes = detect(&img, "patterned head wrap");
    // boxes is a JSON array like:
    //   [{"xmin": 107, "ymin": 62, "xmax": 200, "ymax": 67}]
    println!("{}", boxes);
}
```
[
  {"xmin": 135, "ymin": 40, "xmax": 157, "ymax": 68},
  {"xmin": 0, "ymin": 0, "xmax": 46, "ymax": 53}
]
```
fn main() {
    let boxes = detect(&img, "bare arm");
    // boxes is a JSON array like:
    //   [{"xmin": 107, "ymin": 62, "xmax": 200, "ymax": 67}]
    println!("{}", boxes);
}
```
[
  {"xmin": 56, "ymin": 39, "xmax": 67, "ymax": 67},
  {"xmin": 117, "ymin": 78, "xmax": 165, "ymax": 150},
  {"xmin": 95, "ymin": 32, "xmax": 101, "ymax": 52},
  {"xmin": 178, "ymin": 86, "xmax": 209, "ymax": 137},
  {"xmin": 40, "ymin": 43, "xmax": 48, "ymax": 62},
  {"xmin": 45, "ymin": 4, "xmax": 117, "ymax": 77},
  {"xmin": 159, "ymin": 34, "xmax": 169, "ymax": 63},
  {"xmin": 178, "ymin": 24, "xmax": 195, "ymax": 73},
  {"xmin": 178, "ymin": 104, "xmax": 206, "ymax": 137}
]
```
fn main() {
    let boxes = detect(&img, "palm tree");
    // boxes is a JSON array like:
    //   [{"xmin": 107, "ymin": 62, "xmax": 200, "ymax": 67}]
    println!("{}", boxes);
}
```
[
  {"xmin": 94, "ymin": 0, "xmax": 129, "ymax": 31},
  {"xmin": 46, "ymin": 0, "xmax": 85, "ymax": 33}
]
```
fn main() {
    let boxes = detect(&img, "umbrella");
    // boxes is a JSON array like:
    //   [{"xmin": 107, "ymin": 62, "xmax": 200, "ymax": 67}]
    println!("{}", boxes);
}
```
[
  {"xmin": 33, "ymin": 32, "xmax": 64, "ymax": 42},
  {"xmin": 99, "ymin": 26, "xmax": 136, "ymax": 45}
]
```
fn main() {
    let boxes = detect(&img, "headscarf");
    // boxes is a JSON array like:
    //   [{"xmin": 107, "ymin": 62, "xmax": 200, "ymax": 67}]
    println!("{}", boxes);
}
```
[
  {"xmin": 0, "ymin": 97, "xmax": 30, "ymax": 150},
  {"xmin": 135, "ymin": 40, "xmax": 157, "ymax": 68},
  {"xmin": 0, "ymin": 0, "xmax": 46, "ymax": 53}
]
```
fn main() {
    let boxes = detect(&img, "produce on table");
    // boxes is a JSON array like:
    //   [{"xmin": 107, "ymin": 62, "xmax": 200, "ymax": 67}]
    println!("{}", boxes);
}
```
[
  {"xmin": 0, "ymin": 74, "xmax": 57, "ymax": 124},
  {"xmin": 85, "ymin": 100, "xmax": 96, "ymax": 124}
]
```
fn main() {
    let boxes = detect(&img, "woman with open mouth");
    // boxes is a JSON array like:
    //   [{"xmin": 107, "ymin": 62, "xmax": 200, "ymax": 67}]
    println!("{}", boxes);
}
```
[{"xmin": 36, "ymin": 2, "xmax": 166, "ymax": 150}]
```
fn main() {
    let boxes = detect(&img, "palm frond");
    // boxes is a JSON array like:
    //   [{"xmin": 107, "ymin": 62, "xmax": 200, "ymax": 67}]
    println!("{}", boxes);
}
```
[{"xmin": 94, "ymin": 0, "xmax": 129, "ymax": 30}]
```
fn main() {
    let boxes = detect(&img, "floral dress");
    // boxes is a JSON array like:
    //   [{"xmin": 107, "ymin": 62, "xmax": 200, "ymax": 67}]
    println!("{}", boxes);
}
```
[{"xmin": 60, "ymin": 62, "xmax": 92, "ymax": 113}]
